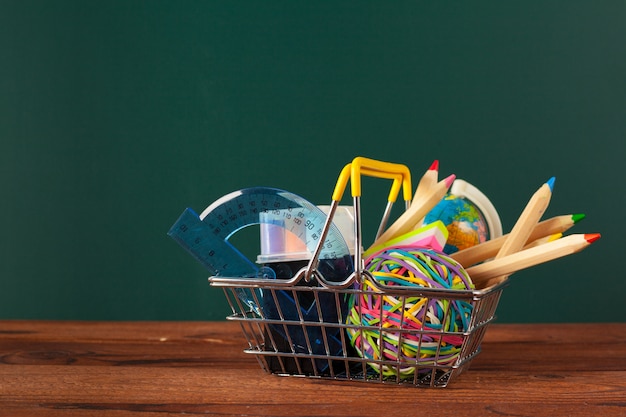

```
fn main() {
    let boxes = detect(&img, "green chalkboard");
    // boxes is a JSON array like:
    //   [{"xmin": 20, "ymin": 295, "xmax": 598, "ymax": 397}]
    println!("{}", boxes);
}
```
[{"xmin": 1, "ymin": 1, "xmax": 624, "ymax": 322}]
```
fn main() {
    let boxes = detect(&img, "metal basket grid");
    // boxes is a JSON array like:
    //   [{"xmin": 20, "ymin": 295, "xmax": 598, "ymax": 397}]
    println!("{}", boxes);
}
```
[{"xmin": 212, "ymin": 276, "xmax": 506, "ymax": 388}]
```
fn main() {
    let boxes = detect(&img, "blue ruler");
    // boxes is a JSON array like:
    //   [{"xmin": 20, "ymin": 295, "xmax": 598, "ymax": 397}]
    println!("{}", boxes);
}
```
[
  {"xmin": 169, "ymin": 187, "xmax": 353, "ymax": 364},
  {"xmin": 168, "ymin": 187, "xmax": 351, "ymax": 278}
]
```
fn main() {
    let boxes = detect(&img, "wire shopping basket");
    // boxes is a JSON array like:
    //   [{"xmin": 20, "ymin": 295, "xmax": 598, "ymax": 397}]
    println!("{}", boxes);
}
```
[{"xmin": 208, "ymin": 157, "xmax": 508, "ymax": 388}]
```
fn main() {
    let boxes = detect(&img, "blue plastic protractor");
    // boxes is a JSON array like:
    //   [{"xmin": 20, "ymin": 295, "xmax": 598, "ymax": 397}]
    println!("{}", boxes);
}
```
[{"xmin": 168, "ymin": 187, "xmax": 352, "ymax": 279}]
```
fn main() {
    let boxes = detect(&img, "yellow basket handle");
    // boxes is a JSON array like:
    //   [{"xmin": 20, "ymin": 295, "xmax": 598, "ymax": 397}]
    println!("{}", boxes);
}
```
[
  {"xmin": 305, "ymin": 157, "xmax": 412, "ymax": 287},
  {"xmin": 331, "ymin": 156, "xmax": 412, "ymax": 203}
]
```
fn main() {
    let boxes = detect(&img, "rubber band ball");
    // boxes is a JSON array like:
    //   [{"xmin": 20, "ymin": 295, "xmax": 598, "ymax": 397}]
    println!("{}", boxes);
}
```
[{"xmin": 346, "ymin": 246, "xmax": 475, "ymax": 379}]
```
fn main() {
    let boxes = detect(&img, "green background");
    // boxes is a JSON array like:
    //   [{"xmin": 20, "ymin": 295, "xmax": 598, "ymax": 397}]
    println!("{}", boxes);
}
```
[{"xmin": 1, "ymin": 1, "xmax": 624, "ymax": 322}]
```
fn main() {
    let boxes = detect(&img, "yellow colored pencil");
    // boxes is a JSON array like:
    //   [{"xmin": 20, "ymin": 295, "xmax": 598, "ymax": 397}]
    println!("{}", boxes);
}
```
[
  {"xmin": 467, "ymin": 233, "xmax": 600, "ymax": 286},
  {"xmin": 450, "ymin": 213, "xmax": 585, "ymax": 267},
  {"xmin": 523, "ymin": 232, "xmax": 562, "ymax": 249},
  {"xmin": 366, "ymin": 174, "xmax": 455, "ymax": 251}
]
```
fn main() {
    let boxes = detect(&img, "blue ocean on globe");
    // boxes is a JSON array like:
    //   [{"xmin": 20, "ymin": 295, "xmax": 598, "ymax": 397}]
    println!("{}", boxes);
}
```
[{"xmin": 423, "ymin": 194, "xmax": 490, "ymax": 254}]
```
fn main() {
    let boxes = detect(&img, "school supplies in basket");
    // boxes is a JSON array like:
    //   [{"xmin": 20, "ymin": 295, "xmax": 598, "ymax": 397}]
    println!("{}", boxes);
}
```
[{"xmin": 168, "ymin": 156, "xmax": 600, "ymax": 387}]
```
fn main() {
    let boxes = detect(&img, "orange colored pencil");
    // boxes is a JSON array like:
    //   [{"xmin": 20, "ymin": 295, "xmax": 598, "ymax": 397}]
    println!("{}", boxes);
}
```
[
  {"xmin": 467, "ymin": 233, "xmax": 600, "ymax": 285},
  {"xmin": 451, "ymin": 213, "xmax": 584, "ymax": 267}
]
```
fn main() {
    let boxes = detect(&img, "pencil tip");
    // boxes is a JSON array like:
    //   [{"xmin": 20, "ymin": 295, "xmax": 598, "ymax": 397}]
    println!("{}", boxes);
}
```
[
  {"xmin": 444, "ymin": 174, "xmax": 456, "ymax": 188},
  {"xmin": 584, "ymin": 233, "xmax": 601, "ymax": 244},
  {"xmin": 549, "ymin": 232, "xmax": 563, "ymax": 242},
  {"xmin": 429, "ymin": 160, "xmax": 439, "ymax": 171},
  {"xmin": 546, "ymin": 176, "xmax": 556, "ymax": 191},
  {"xmin": 572, "ymin": 213, "xmax": 586, "ymax": 224}
]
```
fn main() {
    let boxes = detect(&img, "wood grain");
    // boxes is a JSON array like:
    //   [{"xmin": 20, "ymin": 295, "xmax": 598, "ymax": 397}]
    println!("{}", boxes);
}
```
[{"xmin": 1, "ymin": 321, "xmax": 625, "ymax": 416}]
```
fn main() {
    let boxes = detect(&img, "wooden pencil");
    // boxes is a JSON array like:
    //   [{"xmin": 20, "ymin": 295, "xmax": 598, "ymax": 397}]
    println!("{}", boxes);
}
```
[
  {"xmin": 366, "ymin": 174, "xmax": 455, "ymax": 251},
  {"xmin": 467, "ymin": 233, "xmax": 600, "ymax": 285},
  {"xmin": 480, "ymin": 177, "xmax": 555, "ymax": 288},
  {"xmin": 450, "ymin": 213, "xmax": 585, "ymax": 267},
  {"xmin": 412, "ymin": 160, "xmax": 439, "ymax": 229},
  {"xmin": 496, "ymin": 177, "xmax": 556, "ymax": 259},
  {"xmin": 413, "ymin": 160, "xmax": 439, "ymax": 202},
  {"xmin": 523, "ymin": 232, "xmax": 562, "ymax": 250}
]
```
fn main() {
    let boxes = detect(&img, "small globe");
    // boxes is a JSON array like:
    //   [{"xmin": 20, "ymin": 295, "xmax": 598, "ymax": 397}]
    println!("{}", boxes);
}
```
[{"xmin": 423, "ymin": 193, "xmax": 490, "ymax": 254}]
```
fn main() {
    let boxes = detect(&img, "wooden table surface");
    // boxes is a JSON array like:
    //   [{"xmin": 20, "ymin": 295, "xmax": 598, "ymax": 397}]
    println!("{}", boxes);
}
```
[{"xmin": 1, "ymin": 321, "xmax": 625, "ymax": 416}]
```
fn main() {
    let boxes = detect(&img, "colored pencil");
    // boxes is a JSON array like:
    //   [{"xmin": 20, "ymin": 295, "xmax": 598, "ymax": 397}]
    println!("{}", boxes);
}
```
[
  {"xmin": 413, "ymin": 160, "xmax": 439, "ymax": 202},
  {"xmin": 412, "ymin": 160, "xmax": 439, "ymax": 229},
  {"xmin": 467, "ymin": 233, "xmax": 600, "ymax": 285},
  {"xmin": 478, "ymin": 177, "xmax": 555, "ymax": 288},
  {"xmin": 450, "ymin": 213, "xmax": 585, "ymax": 267},
  {"xmin": 523, "ymin": 232, "xmax": 562, "ymax": 250},
  {"xmin": 496, "ymin": 177, "xmax": 556, "ymax": 259},
  {"xmin": 367, "ymin": 174, "xmax": 455, "ymax": 251}
]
